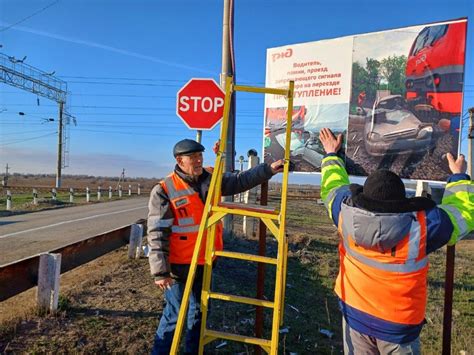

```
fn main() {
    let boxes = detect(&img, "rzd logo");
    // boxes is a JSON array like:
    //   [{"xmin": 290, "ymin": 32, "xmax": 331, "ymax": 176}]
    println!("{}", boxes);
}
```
[
  {"xmin": 416, "ymin": 53, "xmax": 427, "ymax": 66},
  {"xmin": 272, "ymin": 48, "xmax": 293, "ymax": 62}
]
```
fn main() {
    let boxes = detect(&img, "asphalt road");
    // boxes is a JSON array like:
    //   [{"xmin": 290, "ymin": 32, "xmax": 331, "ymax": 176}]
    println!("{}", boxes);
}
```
[{"xmin": 0, "ymin": 197, "xmax": 149, "ymax": 266}]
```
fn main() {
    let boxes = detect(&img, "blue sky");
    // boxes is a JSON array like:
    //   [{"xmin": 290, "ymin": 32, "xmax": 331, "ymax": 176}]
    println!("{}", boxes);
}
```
[{"xmin": 0, "ymin": 0, "xmax": 473, "ymax": 183}]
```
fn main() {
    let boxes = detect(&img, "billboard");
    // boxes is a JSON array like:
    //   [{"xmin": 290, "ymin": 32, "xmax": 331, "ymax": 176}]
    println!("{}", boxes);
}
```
[{"xmin": 264, "ymin": 18, "xmax": 467, "ymax": 181}]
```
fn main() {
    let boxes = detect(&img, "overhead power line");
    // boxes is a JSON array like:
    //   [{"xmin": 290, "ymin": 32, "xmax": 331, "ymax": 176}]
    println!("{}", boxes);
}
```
[
  {"xmin": 71, "ymin": 128, "xmax": 263, "ymax": 139},
  {"xmin": 0, "ymin": 132, "xmax": 57, "ymax": 146},
  {"xmin": 1, "ymin": 121, "xmax": 263, "ymax": 130},
  {"xmin": 4, "ymin": 103, "xmax": 262, "ymax": 112},
  {"xmin": 1, "ymin": 91, "xmax": 264, "ymax": 99},
  {"xmin": 0, "ymin": 0, "xmax": 60, "ymax": 32},
  {"xmin": 0, "ymin": 128, "xmax": 58, "ymax": 135},
  {"xmin": 58, "ymin": 76, "xmax": 186, "ymax": 82},
  {"xmin": 65, "ymin": 81, "xmax": 182, "ymax": 87}
]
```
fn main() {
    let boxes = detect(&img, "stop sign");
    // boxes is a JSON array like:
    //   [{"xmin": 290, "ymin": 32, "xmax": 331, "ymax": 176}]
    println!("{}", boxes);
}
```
[{"xmin": 176, "ymin": 78, "xmax": 226, "ymax": 130}]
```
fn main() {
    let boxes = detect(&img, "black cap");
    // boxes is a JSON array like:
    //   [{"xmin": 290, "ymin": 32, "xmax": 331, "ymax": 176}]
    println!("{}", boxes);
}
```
[
  {"xmin": 350, "ymin": 169, "xmax": 436, "ymax": 213},
  {"xmin": 173, "ymin": 139, "xmax": 205, "ymax": 157}
]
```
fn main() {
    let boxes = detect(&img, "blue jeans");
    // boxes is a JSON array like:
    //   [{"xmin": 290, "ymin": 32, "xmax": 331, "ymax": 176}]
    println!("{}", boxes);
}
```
[{"xmin": 151, "ymin": 278, "xmax": 202, "ymax": 355}]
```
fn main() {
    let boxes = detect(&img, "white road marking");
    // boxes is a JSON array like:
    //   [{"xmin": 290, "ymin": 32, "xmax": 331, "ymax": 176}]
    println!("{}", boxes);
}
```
[{"xmin": 0, "ymin": 205, "xmax": 147, "ymax": 239}]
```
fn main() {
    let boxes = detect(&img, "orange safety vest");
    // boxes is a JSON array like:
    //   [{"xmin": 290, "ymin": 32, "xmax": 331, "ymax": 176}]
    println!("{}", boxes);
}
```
[
  {"xmin": 335, "ymin": 210, "xmax": 428, "ymax": 325},
  {"xmin": 160, "ymin": 170, "xmax": 223, "ymax": 265}
]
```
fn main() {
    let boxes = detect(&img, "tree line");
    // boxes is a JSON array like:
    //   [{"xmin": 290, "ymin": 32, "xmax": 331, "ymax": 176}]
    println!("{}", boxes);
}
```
[{"xmin": 351, "ymin": 55, "xmax": 407, "ymax": 107}]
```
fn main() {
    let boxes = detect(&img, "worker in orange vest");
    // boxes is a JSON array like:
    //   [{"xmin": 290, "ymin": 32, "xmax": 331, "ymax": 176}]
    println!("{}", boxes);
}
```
[
  {"xmin": 357, "ymin": 91, "xmax": 366, "ymax": 106},
  {"xmin": 319, "ymin": 128, "xmax": 473, "ymax": 354},
  {"xmin": 147, "ymin": 139, "xmax": 284, "ymax": 354}
]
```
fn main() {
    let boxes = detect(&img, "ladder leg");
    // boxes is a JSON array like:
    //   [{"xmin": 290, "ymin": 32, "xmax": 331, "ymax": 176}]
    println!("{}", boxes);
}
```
[
  {"xmin": 280, "ymin": 238, "xmax": 289, "ymax": 326},
  {"xmin": 270, "ymin": 233, "xmax": 285, "ymax": 354},
  {"xmin": 198, "ymin": 223, "xmax": 217, "ymax": 354},
  {"xmin": 197, "ymin": 76, "xmax": 233, "ymax": 352},
  {"xmin": 270, "ymin": 80, "xmax": 294, "ymax": 353}
]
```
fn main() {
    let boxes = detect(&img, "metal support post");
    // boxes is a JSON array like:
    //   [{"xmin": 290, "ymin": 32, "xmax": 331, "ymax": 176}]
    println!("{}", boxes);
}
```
[
  {"xmin": 442, "ymin": 245, "xmax": 455, "ymax": 355},
  {"xmin": 255, "ymin": 180, "xmax": 268, "ymax": 354},
  {"xmin": 468, "ymin": 107, "xmax": 473, "ymax": 177}
]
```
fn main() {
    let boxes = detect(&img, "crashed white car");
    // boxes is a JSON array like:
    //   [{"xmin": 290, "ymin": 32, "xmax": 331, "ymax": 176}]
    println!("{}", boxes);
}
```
[{"xmin": 364, "ymin": 95, "xmax": 439, "ymax": 156}]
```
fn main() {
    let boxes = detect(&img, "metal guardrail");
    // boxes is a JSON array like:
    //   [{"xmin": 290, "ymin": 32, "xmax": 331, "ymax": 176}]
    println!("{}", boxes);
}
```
[{"xmin": 0, "ymin": 223, "xmax": 145, "ymax": 302}]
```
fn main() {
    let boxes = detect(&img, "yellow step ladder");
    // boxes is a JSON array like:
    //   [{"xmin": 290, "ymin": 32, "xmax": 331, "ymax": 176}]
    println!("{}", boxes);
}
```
[{"xmin": 171, "ymin": 76, "xmax": 294, "ymax": 354}]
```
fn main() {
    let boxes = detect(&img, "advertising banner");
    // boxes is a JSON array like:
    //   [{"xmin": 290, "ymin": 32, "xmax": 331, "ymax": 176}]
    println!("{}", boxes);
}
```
[{"xmin": 264, "ymin": 18, "xmax": 467, "ymax": 181}]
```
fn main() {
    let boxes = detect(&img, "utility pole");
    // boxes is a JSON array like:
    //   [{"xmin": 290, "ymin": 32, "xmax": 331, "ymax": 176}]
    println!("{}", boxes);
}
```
[
  {"xmin": 221, "ymin": 0, "xmax": 235, "ymax": 235},
  {"xmin": 56, "ymin": 102, "xmax": 64, "ymax": 188},
  {"xmin": 468, "ymin": 107, "xmax": 473, "ymax": 177},
  {"xmin": 221, "ymin": 0, "xmax": 235, "ymax": 173},
  {"xmin": 2, "ymin": 163, "xmax": 9, "ymax": 187},
  {"xmin": 116, "ymin": 168, "xmax": 125, "ymax": 191}
]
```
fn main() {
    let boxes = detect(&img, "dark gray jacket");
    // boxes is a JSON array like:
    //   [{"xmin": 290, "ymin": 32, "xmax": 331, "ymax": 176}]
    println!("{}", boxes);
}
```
[{"xmin": 147, "ymin": 163, "xmax": 274, "ymax": 281}]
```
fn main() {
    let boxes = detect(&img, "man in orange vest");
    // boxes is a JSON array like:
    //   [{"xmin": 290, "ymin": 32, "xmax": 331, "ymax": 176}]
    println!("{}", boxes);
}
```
[
  {"xmin": 148, "ymin": 139, "xmax": 284, "ymax": 354},
  {"xmin": 319, "ymin": 128, "xmax": 473, "ymax": 354}
]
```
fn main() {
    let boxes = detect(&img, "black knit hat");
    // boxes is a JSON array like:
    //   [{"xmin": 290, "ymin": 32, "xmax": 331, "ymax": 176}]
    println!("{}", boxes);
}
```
[
  {"xmin": 173, "ymin": 139, "xmax": 205, "ymax": 157},
  {"xmin": 350, "ymin": 169, "xmax": 436, "ymax": 213}
]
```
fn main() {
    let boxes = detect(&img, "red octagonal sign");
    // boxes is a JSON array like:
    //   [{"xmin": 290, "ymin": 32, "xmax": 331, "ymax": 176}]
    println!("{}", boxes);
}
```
[{"xmin": 176, "ymin": 78, "xmax": 226, "ymax": 130}]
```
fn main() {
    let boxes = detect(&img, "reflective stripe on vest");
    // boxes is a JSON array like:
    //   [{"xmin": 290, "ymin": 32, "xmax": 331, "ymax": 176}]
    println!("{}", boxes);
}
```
[
  {"xmin": 340, "ymin": 212, "xmax": 428, "ymax": 273},
  {"xmin": 171, "ymin": 225, "xmax": 200, "ymax": 233},
  {"xmin": 163, "ymin": 176, "xmax": 195, "ymax": 199},
  {"xmin": 439, "ymin": 204, "xmax": 469, "ymax": 237},
  {"xmin": 335, "ymin": 208, "xmax": 428, "ymax": 325},
  {"xmin": 161, "ymin": 172, "xmax": 223, "ymax": 265},
  {"xmin": 148, "ymin": 217, "xmax": 174, "ymax": 230},
  {"xmin": 178, "ymin": 217, "xmax": 195, "ymax": 226},
  {"xmin": 321, "ymin": 157, "xmax": 345, "ymax": 169},
  {"xmin": 443, "ymin": 182, "xmax": 474, "ymax": 197}
]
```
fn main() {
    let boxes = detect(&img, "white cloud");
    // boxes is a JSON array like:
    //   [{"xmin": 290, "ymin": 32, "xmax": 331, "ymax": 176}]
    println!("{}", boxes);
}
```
[
  {"xmin": 0, "ymin": 23, "xmax": 215, "ymax": 75},
  {"xmin": 352, "ymin": 25, "xmax": 425, "ymax": 65}
]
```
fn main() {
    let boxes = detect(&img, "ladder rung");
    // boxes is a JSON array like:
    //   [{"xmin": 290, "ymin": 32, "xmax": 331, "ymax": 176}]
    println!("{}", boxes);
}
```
[
  {"xmin": 233, "ymin": 84, "xmax": 289, "ymax": 96},
  {"xmin": 208, "ymin": 291, "xmax": 275, "ymax": 308},
  {"xmin": 214, "ymin": 201, "xmax": 279, "ymax": 217},
  {"xmin": 214, "ymin": 250, "xmax": 277, "ymax": 265},
  {"xmin": 203, "ymin": 329, "xmax": 272, "ymax": 347}
]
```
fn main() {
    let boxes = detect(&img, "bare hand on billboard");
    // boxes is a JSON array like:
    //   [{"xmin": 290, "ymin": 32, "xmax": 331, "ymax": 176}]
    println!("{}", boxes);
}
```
[
  {"xmin": 446, "ymin": 153, "xmax": 467, "ymax": 174},
  {"xmin": 319, "ymin": 128, "xmax": 343, "ymax": 154},
  {"xmin": 270, "ymin": 159, "xmax": 285, "ymax": 174}
]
